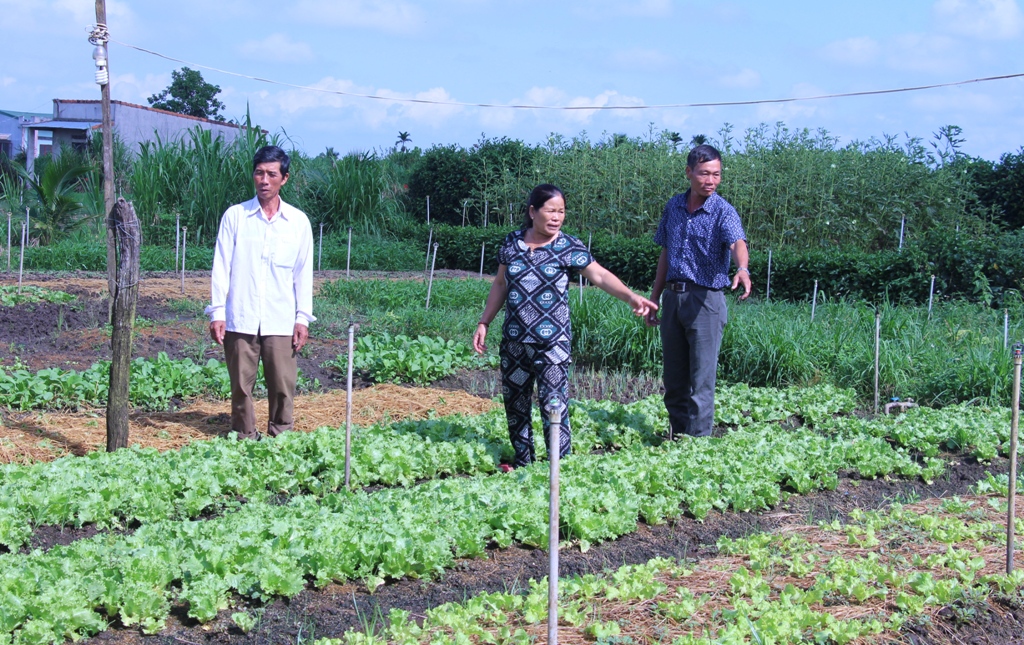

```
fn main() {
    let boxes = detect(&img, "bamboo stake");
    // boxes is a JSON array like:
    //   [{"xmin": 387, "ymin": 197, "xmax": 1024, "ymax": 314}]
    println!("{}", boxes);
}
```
[
  {"xmin": 345, "ymin": 322, "xmax": 356, "ymax": 489},
  {"xmin": 1008, "ymin": 342, "xmax": 1022, "ymax": 574},
  {"xmin": 17, "ymin": 216, "xmax": 26, "ymax": 295},
  {"xmin": 318, "ymin": 223, "xmax": 323, "ymax": 272},
  {"xmin": 927, "ymin": 275, "xmax": 935, "ymax": 320},
  {"xmin": 479, "ymin": 241, "xmax": 485, "ymax": 278},
  {"xmin": 484, "ymin": 199, "xmax": 488, "ymax": 227},
  {"xmin": 547, "ymin": 403, "xmax": 562, "ymax": 645},
  {"xmin": 426, "ymin": 243, "xmax": 438, "ymax": 310},
  {"xmin": 1006, "ymin": 310, "xmax": 1010, "ymax": 350},
  {"xmin": 874, "ymin": 312, "xmax": 881, "ymax": 415},
  {"xmin": 426, "ymin": 195, "xmax": 430, "ymax": 225},
  {"xmin": 175, "ymin": 214, "xmax": 180, "ymax": 272},
  {"xmin": 462, "ymin": 201, "xmax": 467, "ymax": 227},
  {"xmin": 898, "ymin": 216, "xmax": 906, "ymax": 251},
  {"xmin": 6, "ymin": 212, "xmax": 10, "ymax": 273},
  {"xmin": 180, "ymin": 227, "xmax": 187, "ymax": 294},
  {"xmin": 346, "ymin": 227, "xmax": 352, "ymax": 279},
  {"xmin": 766, "ymin": 249, "xmax": 772, "ymax": 302},
  {"xmin": 810, "ymin": 280, "xmax": 818, "ymax": 322}
]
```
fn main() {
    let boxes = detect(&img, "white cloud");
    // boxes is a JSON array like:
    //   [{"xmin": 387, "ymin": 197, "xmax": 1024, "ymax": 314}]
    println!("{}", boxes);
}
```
[
  {"xmin": 933, "ymin": 0, "xmax": 1024, "ymax": 39},
  {"xmin": 239, "ymin": 34, "xmax": 314, "ymax": 62},
  {"xmin": 608, "ymin": 48, "xmax": 674, "ymax": 71},
  {"xmin": 110, "ymin": 72, "xmax": 171, "ymax": 105},
  {"xmin": 1, "ymin": 77, "xmax": 15, "ymax": 88},
  {"xmin": 885, "ymin": 33, "xmax": 961, "ymax": 73},
  {"xmin": 292, "ymin": 0, "xmax": 425, "ymax": 34},
  {"xmin": 517, "ymin": 87, "xmax": 646, "ymax": 125},
  {"xmin": 718, "ymin": 68, "xmax": 761, "ymax": 89},
  {"xmin": 573, "ymin": 0, "xmax": 671, "ymax": 18},
  {"xmin": 821, "ymin": 36, "xmax": 881, "ymax": 65}
]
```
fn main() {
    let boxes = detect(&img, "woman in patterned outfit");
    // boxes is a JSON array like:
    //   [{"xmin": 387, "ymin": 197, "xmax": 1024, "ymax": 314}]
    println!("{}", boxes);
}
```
[{"xmin": 473, "ymin": 184, "xmax": 658, "ymax": 469}]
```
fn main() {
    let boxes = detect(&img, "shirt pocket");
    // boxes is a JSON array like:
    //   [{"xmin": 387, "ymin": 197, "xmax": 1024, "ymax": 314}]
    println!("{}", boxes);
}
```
[{"xmin": 272, "ymin": 232, "xmax": 301, "ymax": 268}]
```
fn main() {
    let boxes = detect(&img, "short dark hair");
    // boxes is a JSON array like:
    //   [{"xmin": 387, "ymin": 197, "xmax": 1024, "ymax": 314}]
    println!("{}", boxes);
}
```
[
  {"xmin": 687, "ymin": 144, "xmax": 722, "ymax": 169},
  {"xmin": 253, "ymin": 145, "xmax": 290, "ymax": 176},
  {"xmin": 523, "ymin": 183, "xmax": 565, "ymax": 229}
]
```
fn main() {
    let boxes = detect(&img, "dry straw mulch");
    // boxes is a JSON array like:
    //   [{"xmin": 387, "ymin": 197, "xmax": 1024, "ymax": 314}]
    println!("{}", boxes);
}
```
[{"xmin": 0, "ymin": 384, "xmax": 497, "ymax": 464}]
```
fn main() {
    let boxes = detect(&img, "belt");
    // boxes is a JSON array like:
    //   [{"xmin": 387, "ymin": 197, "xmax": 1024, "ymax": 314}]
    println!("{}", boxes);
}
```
[{"xmin": 665, "ymin": 280, "xmax": 720, "ymax": 293}]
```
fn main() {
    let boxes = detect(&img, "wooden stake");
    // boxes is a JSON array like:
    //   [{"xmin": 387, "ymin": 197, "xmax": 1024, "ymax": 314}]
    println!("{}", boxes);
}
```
[
  {"xmin": 345, "ymin": 322, "xmax": 356, "ymax": 489},
  {"xmin": 874, "ymin": 312, "xmax": 881, "ymax": 416},
  {"xmin": 180, "ymin": 227, "xmax": 187, "ymax": 294},
  {"xmin": 346, "ymin": 227, "xmax": 352, "ymax": 279},
  {"xmin": 17, "ymin": 214, "xmax": 26, "ymax": 295},
  {"xmin": 96, "ymin": 0, "xmax": 117, "ymax": 313},
  {"xmin": 1008, "ymin": 343, "xmax": 1022, "ymax": 573},
  {"xmin": 175, "ymin": 213, "xmax": 180, "ymax": 272}
]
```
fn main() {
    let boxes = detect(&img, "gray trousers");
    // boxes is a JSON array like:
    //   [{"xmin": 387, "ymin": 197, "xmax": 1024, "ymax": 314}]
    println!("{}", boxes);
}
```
[
  {"xmin": 224, "ymin": 331, "xmax": 297, "ymax": 439},
  {"xmin": 660, "ymin": 287, "xmax": 727, "ymax": 437}
]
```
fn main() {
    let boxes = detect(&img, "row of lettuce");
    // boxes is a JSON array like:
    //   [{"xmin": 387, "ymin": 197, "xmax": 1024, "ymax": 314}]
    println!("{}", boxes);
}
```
[{"xmin": 0, "ymin": 382, "xmax": 1017, "ymax": 644}]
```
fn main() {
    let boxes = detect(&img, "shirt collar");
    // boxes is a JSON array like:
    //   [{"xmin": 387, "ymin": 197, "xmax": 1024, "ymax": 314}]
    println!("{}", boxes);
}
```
[
  {"xmin": 682, "ymin": 189, "xmax": 722, "ymax": 215},
  {"xmin": 244, "ymin": 195, "xmax": 292, "ymax": 222}
]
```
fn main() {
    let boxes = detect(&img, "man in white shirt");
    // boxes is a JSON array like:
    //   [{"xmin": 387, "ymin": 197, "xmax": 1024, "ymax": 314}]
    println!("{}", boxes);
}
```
[{"xmin": 205, "ymin": 145, "xmax": 316, "ymax": 440}]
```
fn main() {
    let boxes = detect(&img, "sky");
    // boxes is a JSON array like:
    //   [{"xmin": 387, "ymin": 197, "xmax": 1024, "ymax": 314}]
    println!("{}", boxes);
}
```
[{"xmin": 1, "ymin": 0, "xmax": 1023, "ymax": 160}]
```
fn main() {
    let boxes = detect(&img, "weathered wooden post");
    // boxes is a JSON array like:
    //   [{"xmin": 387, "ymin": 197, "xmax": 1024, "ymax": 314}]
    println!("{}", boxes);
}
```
[{"xmin": 106, "ymin": 198, "xmax": 141, "ymax": 452}]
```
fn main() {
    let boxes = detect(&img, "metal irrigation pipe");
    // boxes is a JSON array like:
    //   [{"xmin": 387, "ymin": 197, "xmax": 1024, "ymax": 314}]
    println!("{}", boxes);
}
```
[
  {"xmin": 874, "ymin": 312, "xmax": 881, "ymax": 416},
  {"xmin": 426, "ymin": 243, "xmax": 438, "ymax": 310},
  {"xmin": 547, "ymin": 403, "xmax": 562, "ymax": 645},
  {"xmin": 1008, "ymin": 342, "xmax": 1022, "ymax": 574},
  {"xmin": 346, "ymin": 227, "xmax": 353, "ymax": 279},
  {"xmin": 345, "ymin": 321, "xmax": 356, "ymax": 489}
]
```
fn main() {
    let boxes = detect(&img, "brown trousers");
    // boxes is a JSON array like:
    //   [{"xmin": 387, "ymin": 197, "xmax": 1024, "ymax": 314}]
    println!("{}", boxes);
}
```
[{"xmin": 223, "ymin": 331, "xmax": 297, "ymax": 439}]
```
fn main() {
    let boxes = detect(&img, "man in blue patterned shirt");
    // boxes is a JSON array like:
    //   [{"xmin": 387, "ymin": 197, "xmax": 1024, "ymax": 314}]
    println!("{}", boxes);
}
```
[{"xmin": 647, "ymin": 145, "xmax": 751, "ymax": 438}]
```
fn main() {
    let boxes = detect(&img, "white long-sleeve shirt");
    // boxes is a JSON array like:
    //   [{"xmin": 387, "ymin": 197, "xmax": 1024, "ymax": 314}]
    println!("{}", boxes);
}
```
[{"xmin": 205, "ymin": 196, "xmax": 316, "ymax": 336}]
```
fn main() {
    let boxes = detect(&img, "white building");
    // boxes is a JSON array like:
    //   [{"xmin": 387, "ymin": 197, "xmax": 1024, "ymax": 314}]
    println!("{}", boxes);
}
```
[{"xmin": 24, "ymin": 99, "xmax": 244, "ymax": 171}]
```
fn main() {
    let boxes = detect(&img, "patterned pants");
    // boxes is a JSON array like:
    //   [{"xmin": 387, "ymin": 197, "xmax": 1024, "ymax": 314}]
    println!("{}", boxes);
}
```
[{"xmin": 500, "ymin": 340, "xmax": 571, "ymax": 468}]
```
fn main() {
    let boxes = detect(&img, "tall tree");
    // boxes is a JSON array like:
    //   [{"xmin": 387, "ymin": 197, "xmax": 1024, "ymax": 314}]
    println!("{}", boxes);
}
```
[
  {"xmin": 148, "ymin": 67, "xmax": 226, "ymax": 121},
  {"xmin": 396, "ymin": 131, "xmax": 412, "ymax": 152}
]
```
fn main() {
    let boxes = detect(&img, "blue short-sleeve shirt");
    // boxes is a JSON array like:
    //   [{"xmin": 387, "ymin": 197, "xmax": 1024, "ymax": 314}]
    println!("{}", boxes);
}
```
[
  {"xmin": 654, "ymin": 190, "xmax": 746, "ymax": 290},
  {"xmin": 498, "ymin": 229, "xmax": 592, "ymax": 346}
]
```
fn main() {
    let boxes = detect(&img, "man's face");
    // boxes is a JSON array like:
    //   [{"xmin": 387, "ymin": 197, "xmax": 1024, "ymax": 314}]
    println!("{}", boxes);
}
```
[
  {"xmin": 685, "ymin": 159, "xmax": 722, "ymax": 199},
  {"xmin": 253, "ymin": 161, "xmax": 288, "ymax": 202}
]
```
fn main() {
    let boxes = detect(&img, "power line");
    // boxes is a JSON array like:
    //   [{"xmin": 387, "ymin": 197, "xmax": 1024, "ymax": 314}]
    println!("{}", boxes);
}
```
[{"xmin": 111, "ymin": 39, "xmax": 1024, "ymax": 111}]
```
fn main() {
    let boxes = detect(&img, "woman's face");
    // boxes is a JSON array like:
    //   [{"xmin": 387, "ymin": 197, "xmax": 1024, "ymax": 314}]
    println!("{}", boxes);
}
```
[{"xmin": 529, "ymin": 194, "xmax": 565, "ymax": 237}]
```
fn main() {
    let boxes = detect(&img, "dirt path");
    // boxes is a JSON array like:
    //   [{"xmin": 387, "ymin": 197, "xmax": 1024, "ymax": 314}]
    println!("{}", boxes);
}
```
[{"xmin": 0, "ymin": 384, "xmax": 498, "ymax": 463}]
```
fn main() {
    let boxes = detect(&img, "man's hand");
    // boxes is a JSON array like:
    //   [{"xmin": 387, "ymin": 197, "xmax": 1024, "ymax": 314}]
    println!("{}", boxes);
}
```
[
  {"xmin": 209, "ymin": 320, "xmax": 226, "ymax": 345},
  {"xmin": 627, "ymin": 293, "xmax": 659, "ymax": 318},
  {"xmin": 293, "ymin": 323, "xmax": 309, "ymax": 352},
  {"xmin": 645, "ymin": 293, "xmax": 661, "ymax": 326},
  {"xmin": 731, "ymin": 269, "xmax": 752, "ymax": 300}
]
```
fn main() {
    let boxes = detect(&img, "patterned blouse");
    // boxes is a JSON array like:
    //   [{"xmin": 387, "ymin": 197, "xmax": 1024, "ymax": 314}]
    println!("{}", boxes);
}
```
[
  {"xmin": 654, "ymin": 190, "xmax": 746, "ymax": 290},
  {"xmin": 498, "ymin": 229, "xmax": 593, "ymax": 348}
]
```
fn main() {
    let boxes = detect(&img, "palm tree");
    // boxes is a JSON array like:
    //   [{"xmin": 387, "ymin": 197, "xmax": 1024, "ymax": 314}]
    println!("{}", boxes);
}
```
[
  {"xmin": 17, "ymin": 152, "xmax": 93, "ymax": 245},
  {"xmin": 690, "ymin": 134, "xmax": 708, "ymax": 147},
  {"xmin": 396, "ymin": 132, "xmax": 412, "ymax": 152},
  {"xmin": 666, "ymin": 132, "xmax": 683, "ymax": 154}
]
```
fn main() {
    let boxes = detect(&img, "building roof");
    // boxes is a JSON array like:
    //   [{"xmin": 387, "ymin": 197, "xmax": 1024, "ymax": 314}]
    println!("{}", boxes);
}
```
[
  {"xmin": 56, "ymin": 99, "xmax": 243, "ymax": 129},
  {"xmin": 26, "ymin": 120, "xmax": 102, "ymax": 130},
  {"xmin": 0, "ymin": 109, "xmax": 51, "ymax": 119}
]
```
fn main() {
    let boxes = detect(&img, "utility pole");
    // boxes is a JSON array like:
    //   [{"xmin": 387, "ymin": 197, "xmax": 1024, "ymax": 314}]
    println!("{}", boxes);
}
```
[{"xmin": 91, "ymin": 1, "xmax": 116, "ymax": 312}]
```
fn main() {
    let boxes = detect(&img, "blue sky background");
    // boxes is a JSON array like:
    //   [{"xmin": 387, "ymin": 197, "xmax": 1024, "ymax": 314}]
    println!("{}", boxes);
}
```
[{"xmin": 1, "ymin": 0, "xmax": 1022, "ymax": 160}]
